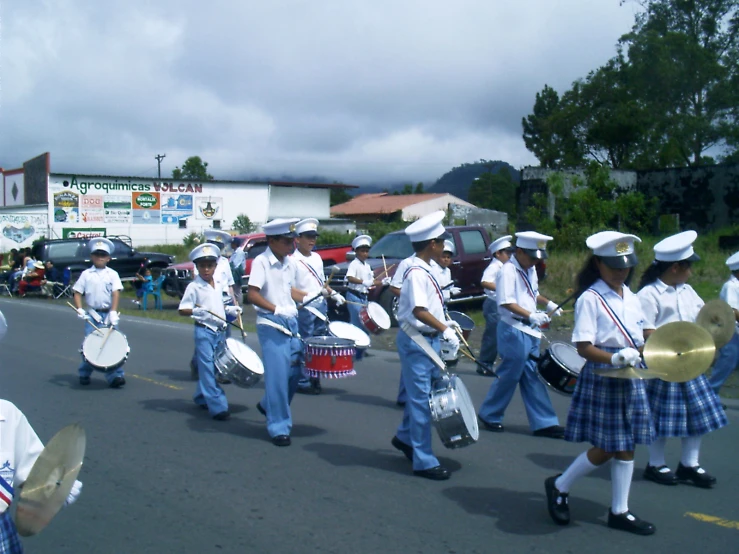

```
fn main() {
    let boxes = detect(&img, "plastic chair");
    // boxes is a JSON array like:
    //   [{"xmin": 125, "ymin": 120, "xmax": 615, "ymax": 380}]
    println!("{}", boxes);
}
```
[
  {"xmin": 141, "ymin": 275, "xmax": 165, "ymax": 310},
  {"xmin": 54, "ymin": 268, "xmax": 73, "ymax": 299}
]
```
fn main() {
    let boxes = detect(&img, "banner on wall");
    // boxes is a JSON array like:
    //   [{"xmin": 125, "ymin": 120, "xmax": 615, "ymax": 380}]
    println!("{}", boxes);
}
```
[
  {"xmin": 161, "ymin": 194, "xmax": 193, "ymax": 224},
  {"xmin": 196, "ymin": 197, "xmax": 222, "ymax": 220},
  {"xmin": 3, "ymin": 170, "xmax": 25, "ymax": 207},
  {"xmin": 62, "ymin": 228, "xmax": 107, "ymax": 239},
  {"xmin": 132, "ymin": 192, "xmax": 161, "ymax": 225},
  {"xmin": 104, "ymin": 195, "xmax": 132, "ymax": 223},
  {"xmin": 80, "ymin": 195, "xmax": 105, "ymax": 224},
  {"xmin": 0, "ymin": 213, "xmax": 47, "ymax": 245},
  {"xmin": 53, "ymin": 190, "xmax": 80, "ymax": 223}
]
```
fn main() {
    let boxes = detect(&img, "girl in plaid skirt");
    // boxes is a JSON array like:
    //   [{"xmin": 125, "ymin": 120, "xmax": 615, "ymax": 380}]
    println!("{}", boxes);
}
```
[
  {"xmin": 545, "ymin": 232, "xmax": 657, "ymax": 536},
  {"xmin": 637, "ymin": 231, "xmax": 727, "ymax": 489}
]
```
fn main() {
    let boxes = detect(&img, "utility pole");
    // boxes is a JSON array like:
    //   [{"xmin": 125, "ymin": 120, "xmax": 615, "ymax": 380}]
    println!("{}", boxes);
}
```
[{"xmin": 155, "ymin": 154, "xmax": 166, "ymax": 179}]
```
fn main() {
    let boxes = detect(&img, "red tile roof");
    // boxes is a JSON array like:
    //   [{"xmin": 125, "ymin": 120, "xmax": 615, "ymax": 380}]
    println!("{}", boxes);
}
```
[{"xmin": 330, "ymin": 193, "xmax": 449, "ymax": 216}]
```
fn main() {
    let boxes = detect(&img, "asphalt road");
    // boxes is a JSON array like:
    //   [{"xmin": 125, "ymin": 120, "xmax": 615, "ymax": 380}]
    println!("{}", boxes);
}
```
[{"xmin": 2, "ymin": 298, "xmax": 738, "ymax": 553}]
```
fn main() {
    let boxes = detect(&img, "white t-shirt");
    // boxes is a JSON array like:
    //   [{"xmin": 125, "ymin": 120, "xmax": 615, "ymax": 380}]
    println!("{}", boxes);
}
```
[
  {"xmin": 346, "ymin": 258, "xmax": 373, "ymax": 294},
  {"xmin": 397, "ymin": 257, "xmax": 445, "ymax": 333},
  {"xmin": 496, "ymin": 255, "xmax": 541, "ymax": 338},
  {"xmin": 637, "ymin": 279, "xmax": 704, "ymax": 330},
  {"xmin": 292, "ymin": 250, "xmax": 325, "ymax": 299},
  {"xmin": 721, "ymin": 275, "xmax": 739, "ymax": 331},
  {"xmin": 572, "ymin": 279, "xmax": 645, "ymax": 349},
  {"xmin": 0, "ymin": 400, "xmax": 45, "ymax": 508},
  {"xmin": 432, "ymin": 261, "xmax": 452, "ymax": 302},
  {"xmin": 72, "ymin": 266, "xmax": 124, "ymax": 310},
  {"xmin": 179, "ymin": 276, "xmax": 228, "ymax": 332},
  {"xmin": 249, "ymin": 247, "xmax": 298, "ymax": 314},
  {"xmin": 390, "ymin": 256, "xmax": 415, "ymax": 290},
  {"xmin": 481, "ymin": 258, "xmax": 504, "ymax": 301},
  {"xmin": 193, "ymin": 256, "xmax": 234, "ymax": 303}
]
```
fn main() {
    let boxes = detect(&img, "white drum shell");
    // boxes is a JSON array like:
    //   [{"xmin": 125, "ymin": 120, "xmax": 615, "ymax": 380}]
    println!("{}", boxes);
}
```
[
  {"xmin": 80, "ymin": 329, "xmax": 130, "ymax": 371},
  {"xmin": 214, "ymin": 339, "xmax": 264, "ymax": 388},
  {"xmin": 328, "ymin": 321, "xmax": 371, "ymax": 349},
  {"xmin": 428, "ymin": 375, "xmax": 479, "ymax": 449}
]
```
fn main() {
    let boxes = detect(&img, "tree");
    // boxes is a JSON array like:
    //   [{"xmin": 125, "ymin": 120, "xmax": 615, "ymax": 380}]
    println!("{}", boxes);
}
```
[
  {"xmin": 468, "ymin": 168, "xmax": 518, "ymax": 215},
  {"xmin": 172, "ymin": 156, "xmax": 214, "ymax": 180},
  {"xmin": 232, "ymin": 214, "xmax": 257, "ymax": 234},
  {"xmin": 330, "ymin": 187, "xmax": 353, "ymax": 206}
]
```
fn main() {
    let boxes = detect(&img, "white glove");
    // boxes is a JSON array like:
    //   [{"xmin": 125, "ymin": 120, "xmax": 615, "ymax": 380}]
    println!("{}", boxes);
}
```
[
  {"xmin": 191, "ymin": 307, "xmax": 209, "ymax": 323},
  {"xmin": 108, "ymin": 311, "xmax": 120, "ymax": 326},
  {"xmin": 445, "ymin": 319, "xmax": 462, "ymax": 331},
  {"xmin": 331, "ymin": 292, "xmax": 346, "ymax": 306},
  {"xmin": 362, "ymin": 278, "xmax": 374, "ymax": 288},
  {"xmin": 528, "ymin": 311, "xmax": 550, "ymax": 327},
  {"xmin": 450, "ymin": 286, "xmax": 462, "ymax": 296},
  {"xmin": 320, "ymin": 287, "xmax": 332, "ymax": 297},
  {"xmin": 546, "ymin": 301, "xmax": 563, "ymax": 318},
  {"xmin": 611, "ymin": 347, "xmax": 641, "ymax": 367},
  {"xmin": 442, "ymin": 326, "xmax": 460, "ymax": 348},
  {"xmin": 76, "ymin": 308, "xmax": 87, "ymax": 320},
  {"xmin": 274, "ymin": 304, "xmax": 298, "ymax": 318},
  {"xmin": 381, "ymin": 277, "xmax": 391, "ymax": 286},
  {"xmin": 225, "ymin": 305, "xmax": 242, "ymax": 317},
  {"xmin": 66, "ymin": 480, "xmax": 82, "ymax": 506}
]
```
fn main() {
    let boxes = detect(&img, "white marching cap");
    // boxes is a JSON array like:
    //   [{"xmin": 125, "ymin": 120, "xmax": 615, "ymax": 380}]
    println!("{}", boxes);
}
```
[
  {"xmin": 443, "ymin": 240, "xmax": 455, "ymax": 254},
  {"xmin": 89, "ymin": 237, "xmax": 114, "ymax": 255},
  {"xmin": 726, "ymin": 251, "xmax": 739, "ymax": 271},
  {"xmin": 352, "ymin": 235, "xmax": 372, "ymax": 250},
  {"xmin": 405, "ymin": 210, "xmax": 447, "ymax": 243},
  {"xmin": 203, "ymin": 229, "xmax": 233, "ymax": 245},
  {"xmin": 654, "ymin": 230, "xmax": 700, "ymax": 262},
  {"xmin": 586, "ymin": 231, "xmax": 641, "ymax": 268},
  {"xmin": 262, "ymin": 218, "xmax": 299, "ymax": 237},
  {"xmin": 189, "ymin": 243, "xmax": 221, "ymax": 262},
  {"xmin": 296, "ymin": 218, "xmax": 320, "ymax": 236},
  {"xmin": 515, "ymin": 231, "xmax": 553, "ymax": 251},
  {"xmin": 488, "ymin": 235, "xmax": 513, "ymax": 254}
]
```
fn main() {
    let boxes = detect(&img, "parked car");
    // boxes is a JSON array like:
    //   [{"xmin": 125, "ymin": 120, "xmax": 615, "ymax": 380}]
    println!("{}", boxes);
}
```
[
  {"xmin": 31, "ymin": 236, "xmax": 174, "ymax": 282},
  {"xmin": 325, "ymin": 226, "xmax": 494, "ymax": 325},
  {"xmin": 163, "ymin": 232, "xmax": 351, "ymax": 299}
]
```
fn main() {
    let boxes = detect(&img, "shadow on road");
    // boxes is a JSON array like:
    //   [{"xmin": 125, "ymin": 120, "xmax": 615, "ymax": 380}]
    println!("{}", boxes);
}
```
[
  {"xmin": 442, "ymin": 486, "xmax": 608, "ymax": 535},
  {"xmin": 334, "ymin": 393, "xmax": 401, "ymax": 410},
  {"xmin": 526, "ymin": 453, "xmax": 611, "ymax": 482},
  {"xmin": 48, "ymin": 373, "xmax": 111, "ymax": 390}
]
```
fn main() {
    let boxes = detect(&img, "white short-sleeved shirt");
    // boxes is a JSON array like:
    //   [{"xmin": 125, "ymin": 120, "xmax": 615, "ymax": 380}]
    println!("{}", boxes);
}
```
[
  {"xmin": 398, "ymin": 257, "xmax": 445, "ymax": 333},
  {"xmin": 496, "ymin": 255, "xmax": 541, "ymax": 337},
  {"xmin": 720, "ymin": 274, "xmax": 739, "ymax": 332},
  {"xmin": 193, "ymin": 256, "xmax": 234, "ymax": 301},
  {"xmin": 249, "ymin": 247, "xmax": 298, "ymax": 314},
  {"xmin": 0, "ymin": 400, "xmax": 45, "ymax": 498},
  {"xmin": 432, "ymin": 261, "xmax": 453, "ymax": 303},
  {"xmin": 572, "ymin": 279, "xmax": 646, "ymax": 349},
  {"xmin": 637, "ymin": 280, "xmax": 704, "ymax": 330},
  {"xmin": 179, "ymin": 276, "xmax": 227, "ymax": 332},
  {"xmin": 72, "ymin": 266, "xmax": 124, "ymax": 310},
  {"xmin": 346, "ymin": 258, "xmax": 373, "ymax": 294},
  {"xmin": 390, "ymin": 256, "xmax": 415, "ymax": 290},
  {"xmin": 229, "ymin": 246, "xmax": 246, "ymax": 272},
  {"xmin": 292, "ymin": 250, "xmax": 325, "ymax": 299},
  {"xmin": 481, "ymin": 258, "xmax": 504, "ymax": 301}
]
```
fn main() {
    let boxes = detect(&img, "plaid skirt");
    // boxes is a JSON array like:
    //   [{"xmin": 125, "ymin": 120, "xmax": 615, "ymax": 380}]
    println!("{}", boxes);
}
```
[
  {"xmin": 565, "ymin": 347, "xmax": 655, "ymax": 452},
  {"xmin": 0, "ymin": 511, "xmax": 23, "ymax": 553},
  {"xmin": 645, "ymin": 375, "xmax": 727, "ymax": 437}
]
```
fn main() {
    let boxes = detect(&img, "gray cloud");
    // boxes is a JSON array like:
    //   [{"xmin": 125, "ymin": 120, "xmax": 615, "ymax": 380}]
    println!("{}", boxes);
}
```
[{"xmin": 0, "ymin": 0, "xmax": 639, "ymax": 184}]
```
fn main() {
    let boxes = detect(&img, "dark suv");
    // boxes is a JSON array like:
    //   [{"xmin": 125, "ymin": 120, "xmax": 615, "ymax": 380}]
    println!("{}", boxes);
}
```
[{"xmin": 31, "ymin": 236, "xmax": 174, "ymax": 281}]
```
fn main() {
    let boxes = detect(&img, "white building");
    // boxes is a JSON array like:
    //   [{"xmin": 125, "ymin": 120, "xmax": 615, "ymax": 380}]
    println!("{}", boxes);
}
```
[{"xmin": 0, "ymin": 153, "xmax": 354, "ymax": 250}]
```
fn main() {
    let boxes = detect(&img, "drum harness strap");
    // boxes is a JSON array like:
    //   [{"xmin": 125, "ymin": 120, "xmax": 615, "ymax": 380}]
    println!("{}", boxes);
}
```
[
  {"xmin": 256, "ymin": 316, "xmax": 301, "ymax": 339},
  {"xmin": 400, "ymin": 322, "xmax": 447, "ymax": 373}
]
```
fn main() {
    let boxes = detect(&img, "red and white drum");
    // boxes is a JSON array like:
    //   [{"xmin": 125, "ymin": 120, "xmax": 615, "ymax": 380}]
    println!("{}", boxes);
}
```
[
  {"xmin": 359, "ymin": 302, "xmax": 391, "ymax": 335},
  {"xmin": 304, "ymin": 337, "xmax": 356, "ymax": 379}
]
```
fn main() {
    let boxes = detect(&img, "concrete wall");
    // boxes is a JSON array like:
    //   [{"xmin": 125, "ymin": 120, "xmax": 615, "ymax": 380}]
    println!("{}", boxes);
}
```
[
  {"xmin": 401, "ymin": 194, "xmax": 473, "ymax": 221},
  {"xmin": 268, "ymin": 186, "xmax": 330, "ymax": 219}
]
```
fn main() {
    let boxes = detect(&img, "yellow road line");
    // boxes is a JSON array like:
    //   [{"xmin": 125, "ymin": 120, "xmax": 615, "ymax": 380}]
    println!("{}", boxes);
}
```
[
  {"xmin": 127, "ymin": 374, "xmax": 184, "ymax": 391},
  {"xmin": 685, "ymin": 512, "xmax": 739, "ymax": 530}
]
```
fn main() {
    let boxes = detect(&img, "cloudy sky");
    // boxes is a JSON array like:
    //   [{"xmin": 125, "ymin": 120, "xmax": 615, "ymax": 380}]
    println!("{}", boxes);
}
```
[{"xmin": 0, "ymin": 1, "xmax": 641, "ymax": 185}]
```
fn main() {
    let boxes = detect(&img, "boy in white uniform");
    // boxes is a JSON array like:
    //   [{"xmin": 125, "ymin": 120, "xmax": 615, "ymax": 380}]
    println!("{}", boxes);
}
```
[
  {"xmin": 479, "ymin": 235, "xmax": 513, "ymax": 375},
  {"xmin": 73, "ymin": 238, "xmax": 126, "ymax": 388},
  {"xmin": 709, "ymin": 251, "xmax": 739, "ymax": 397}
]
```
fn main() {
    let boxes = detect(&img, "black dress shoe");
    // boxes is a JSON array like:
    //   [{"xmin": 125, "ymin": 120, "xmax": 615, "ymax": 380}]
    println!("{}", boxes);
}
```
[
  {"xmin": 533, "ymin": 425, "xmax": 565, "ymax": 439},
  {"xmin": 391, "ymin": 436, "xmax": 414, "ymax": 461},
  {"xmin": 256, "ymin": 402, "xmax": 267, "ymax": 417},
  {"xmin": 476, "ymin": 367, "xmax": 496, "ymax": 377},
  {"xmin": 310, "ymin": 377, "xmax": 322, "ymax": 392},
  {"xmin": 607, "ymin": 510, "xmax": 656, "ymax": 535},
  {"xmin": 413, "ymin": 465, "xmax": 450, "ymax": 480},
  {"xmin": 272, "ymin": 435, "xmax": 291, "ymax": 447},
  {"xmin": 212, "ymin": 411, "xmax": 231, "ymax": 421},
  {"xmin": 675, "ymin": 463, "xmax": 717, "ymax": 488},
  {"xmin": 478, "ymin": 416, "xmax": 504, "ymax": 432},
  {"xmin": 643, "ymin": 464, "xmax": 677, "ymax": 486},
  {"xmin": 396, "ymin": 400, "xmax": 406, "ymax": 407},
  {"xmin": 296, "ymin": 386, "xmax": 320, "ymax": 395},
  {"xmin": 79, "ymin": 376, "xmax": 91, "ymax": 386},
  {"xmin": 545, "ymin": 474, "xmax": 570, "ymax": 525},
  {"xmin": 109, "ymin": 377, "xmax": 125, "ymax": 389}
]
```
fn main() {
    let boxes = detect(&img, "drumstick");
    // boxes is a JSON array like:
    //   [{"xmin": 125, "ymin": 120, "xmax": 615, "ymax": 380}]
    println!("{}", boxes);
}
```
[
  {"xmin": 66, "ymin": 302, "xmax": 101, "ymax": 332},
  {"xmin": 194, "ymin": 304, "xmax": 245, "ymax": 333},
  {"xmin": 377, "ymin": 263, "xmax": 397, "ymax": 279},
  {"xmin": 382, "ymin": 254, "xmax": 388, "ymax": 276},
  {"xmin": 98, "ymin": 326, "xmax": 114, "ymax": 355},
  {"xmin": 452, "ymin": 326, "xmax": 498, "ymax": 377},
  {"xmin": 547, "ymin": 290, "xmax": 578, "ymax": 317},
  {"xmin": 237, "ymin": 312, "xmax": 247, "ymax": 341}
]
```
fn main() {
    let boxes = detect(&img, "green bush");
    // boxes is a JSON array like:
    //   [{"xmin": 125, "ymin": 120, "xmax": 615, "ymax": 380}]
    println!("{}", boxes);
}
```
[
  {"xmin": 182, "ymin": 232, "xmax": 203, "ymax": 249},
  {"xmin": 316, "ymin": 230, "xmax": 353, "ymax": 246}
]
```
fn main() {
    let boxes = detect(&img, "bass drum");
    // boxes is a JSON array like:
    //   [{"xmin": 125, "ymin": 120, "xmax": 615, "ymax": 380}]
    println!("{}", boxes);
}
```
[
  {"xmin": 429, "ymin": 374, "xmax": 478, "ymax": 449},
  {"xmin": 80, "ymin": 328, "xmax": 130, "ymax": 371},
  {"xmin": 537, "ymin": 342, "xmax": 585, "ymax": 396},
  {"xmin": 214, "ymin": 338, "xmax": 264, "ymax": 388}
]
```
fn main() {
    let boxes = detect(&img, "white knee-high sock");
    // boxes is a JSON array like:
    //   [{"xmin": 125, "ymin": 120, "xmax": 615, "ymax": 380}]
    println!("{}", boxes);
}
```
[
  {"xmin": 648, "ymin": 437, "xmax": 667, "ymax": 467},
  {"xmin": 555, "ymin": 451, "xmax": 598, "ymax": 493},
  {"xmin": 681, "ymin": 436, "xmax": 702, "ymax": 467},
  {"xmin": 611, "ymin": 459, "xmax": 634, "ymax": 515}
]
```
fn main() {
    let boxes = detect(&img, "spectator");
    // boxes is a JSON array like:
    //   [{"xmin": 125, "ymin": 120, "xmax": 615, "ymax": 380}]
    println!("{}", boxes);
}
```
[
  {"xmin": 0, "ymin": 249, "xmax": 20, "ymax": 284},
  {"xmin": 18, "ymin": 261, "xmax": 45, "ymax": 297},
  {"xmin": 131, "ymin": 261, "xmax": 149, "ymax": 304},
  {"xmin": 41, "ymin": 261, "xmax": 62, "ymax": 297}
]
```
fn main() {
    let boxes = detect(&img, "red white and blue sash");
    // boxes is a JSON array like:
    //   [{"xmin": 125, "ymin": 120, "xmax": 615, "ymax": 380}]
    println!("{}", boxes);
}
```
[
  {"xmin": 587, "ymin": 288, "xmax": 638, "ymax": 349},
  {"xmin": 0, "ymin": 475, "xmax": 13, "ymax": 513},
  {"xmin": 515, "ymin": 267, "xmax": 537, "ymax": 300},
  {"xmin": 298, "ymin": 259, "xmax": 324, "ymax": 287},
  {"xmin": 403, "ymin": 265, "xmax": 444, "ymax": 306}
]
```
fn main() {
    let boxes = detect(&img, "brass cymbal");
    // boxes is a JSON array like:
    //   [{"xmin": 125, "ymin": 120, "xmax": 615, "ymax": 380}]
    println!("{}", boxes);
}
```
[
  {"xmin": 642, "ymin": 321, "xmax": 716, "ymax": 383},
  {"xmin": 15, "ymin": 424, "xmax": 86, "ymax": 537},
  {"xmin": 696, "ymin": 299, "xmax": 736, "ymax": 349},
  {"xmin": 593, "ymin": 365, "xmax": 662, "ymax": 380}
]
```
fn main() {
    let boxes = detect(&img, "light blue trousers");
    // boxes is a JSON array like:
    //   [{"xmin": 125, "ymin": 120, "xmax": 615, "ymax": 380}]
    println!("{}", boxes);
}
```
[
  {"xmin": 297, "ymin": 301, "xmax": 327, "ymax": 388},
  {"xmin": 480, "ymin": 298, "xmax": 500, "ymax": 364},
  {"xmin": 258, "ymin": 314, "xmax": 304, "ymax": 437},
  {"xmin": 192, "ymin": 325, "xmax": 229, "ymax": 415},
  {"xmin": 78, "ymin": 320, "xmax": 125, "ymax": 384},
  {"xmin": 346, "ymin": 291, "xmax": 367, "ymax": 360},
  {"xmin": 478, "ymin": 322, "xmax": 559, "ymax": 431},
  {"xmin": 709, "ymin": 331, "xmax": 739, "ymax": 396},
  {"xmin": 395, "ymin": 329, "xmax": 442, "ymax": 471}
]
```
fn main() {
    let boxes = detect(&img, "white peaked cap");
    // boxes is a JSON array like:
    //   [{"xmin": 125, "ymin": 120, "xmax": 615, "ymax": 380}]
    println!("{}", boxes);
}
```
[
  {"xmin": 488, "ymin": 235, "xmax": 513, "ymax": 254},
  {"xmin": 295, "ymin": 218, "xmax": 320, "ymax": 235},
  {"xmin": 725, "ymin": 251, "xmax": 739, "ymax": 271},
  {"xmin": 204, "ymin": 229, "xmax": 232, "ymax": 245},
  {"xmin": 89, "ymin": 237, "xmax": 114, "ymax": 255},
  {"xmin": 515, "ymin": 231, "xmax": 553, "ymax": 251},
  {"xmin": 654, "ymin": 230, "xmax": 700, "ymax": 262},
  {"xmin": 262, "ymin": 218, "xmax": 299, "ymax": 237},
  {"xmin": 443, "ymin": 240, "xmax": 455, "ymax": 254},
  {"xmin": 352, "ymin": 235, "xmax": 372, "ymax": 249},
  {"xmin": 189, "ymin": 243, "xmax": 221, "ymax": 261},
  {"xmin": 405, "ymin": 211, "xmax": 447, "ymax": 242}
]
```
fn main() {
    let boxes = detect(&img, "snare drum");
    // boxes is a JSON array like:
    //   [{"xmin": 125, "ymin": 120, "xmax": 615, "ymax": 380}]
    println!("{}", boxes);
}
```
[
  {"xmin": 429, "ymin": 374, "xmax": 479, "ymax": 449},
  {"xmin": 328, "ymin": 321, "xmax": 371, "ymax": 351},
  {"xmin": 447, "ymin": 311, "xmax": 475, "ymax": 340},
  {"xmin": 81, "ymin": 328, "xmax": 130, "ymax": 371},
  {"xmin": 214, "ymin": 338, "xmax": 264, "ymax": 388},
  {"xmin": 537, "ymin": 342, "xmax": 585, "ymax": 395},
  {"xmin": 304, "ymin": 337, "xmax": 356, "ymax": 378},
  {"xmin": 359, "ymin": 302, "xmax": 391, "ymax": 335}
]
